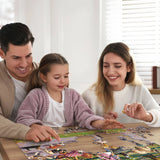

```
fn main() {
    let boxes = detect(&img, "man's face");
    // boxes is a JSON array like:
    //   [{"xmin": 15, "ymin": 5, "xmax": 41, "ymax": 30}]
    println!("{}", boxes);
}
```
[{"xmin": 0, "ymin": 42, "xmax": 33, "ymax": 82}]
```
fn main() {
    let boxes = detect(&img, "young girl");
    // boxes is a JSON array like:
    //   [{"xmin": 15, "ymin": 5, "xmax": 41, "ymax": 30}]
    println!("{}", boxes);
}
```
[
  {"xmin": 16, "ymin": 53, "xmax": 124, "ymax": 141},
  {"xmin": 82, "ymin": 42, "xmax": 160, "ymax": 127}
]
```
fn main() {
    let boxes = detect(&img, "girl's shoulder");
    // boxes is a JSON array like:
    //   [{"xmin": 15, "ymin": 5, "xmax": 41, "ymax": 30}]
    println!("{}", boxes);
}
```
[
  {"xmin": 64, "ymin": 87, "xmax": 79, "ymax": 95},
  {"xmin": 28, "ymin": 87, "xmax": 46, "ymax": 97}
]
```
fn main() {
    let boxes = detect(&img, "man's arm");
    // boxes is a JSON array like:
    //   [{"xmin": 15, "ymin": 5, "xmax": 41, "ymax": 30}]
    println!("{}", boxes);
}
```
[
  {"xmin": 0, "ymin": 115, "xmax": 30, "ymax": 140},
  {"xmin": 0, "ymin": 115, "xmax": 61, "ymax": 142}
]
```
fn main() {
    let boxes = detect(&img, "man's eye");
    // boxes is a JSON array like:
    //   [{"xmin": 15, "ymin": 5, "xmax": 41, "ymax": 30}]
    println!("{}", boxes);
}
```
[
  {"xmin": 26, "ymin": 53, "xmax": 32, "ymax": 58},
  {"xmin": 13, "ymin": 57, "xmax": 19, "ymax": 59}
]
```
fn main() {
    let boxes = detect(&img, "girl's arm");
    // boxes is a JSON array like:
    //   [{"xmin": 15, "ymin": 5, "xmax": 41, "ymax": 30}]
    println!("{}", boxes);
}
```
[
  {"xmin": 16, "ymin": 91, "xmax": 43, "ymax": 126},
  {"xmin": 16, "ymin": 90, "xmax": 61, "ymax": 142}
]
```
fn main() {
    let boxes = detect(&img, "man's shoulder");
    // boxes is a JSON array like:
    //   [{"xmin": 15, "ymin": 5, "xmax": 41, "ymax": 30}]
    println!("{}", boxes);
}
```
[
  {"xmin": 0, "ymin": 61, "xmax": 12, "ymax": 83},
  {"xmin": 0, "ymin": 61, "xmax": 5, "ymax": 72}
]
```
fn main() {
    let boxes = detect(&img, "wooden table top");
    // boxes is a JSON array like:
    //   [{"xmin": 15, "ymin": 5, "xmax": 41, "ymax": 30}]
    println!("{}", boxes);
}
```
[{"xmin": 0, "ymin": 123, "xmax": 160, "ymax": 160}]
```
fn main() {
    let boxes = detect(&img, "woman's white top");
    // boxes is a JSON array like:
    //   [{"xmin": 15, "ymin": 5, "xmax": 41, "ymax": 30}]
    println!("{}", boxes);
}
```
[{"xmin": 82, "ymin": 84, "xmax": 160, "ymax": 127}]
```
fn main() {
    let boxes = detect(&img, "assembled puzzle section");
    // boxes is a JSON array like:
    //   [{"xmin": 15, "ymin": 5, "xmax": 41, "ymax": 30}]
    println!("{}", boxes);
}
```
[{"xmin": 16, "ymin": 125, "xmax": 160, "ymax": 160}]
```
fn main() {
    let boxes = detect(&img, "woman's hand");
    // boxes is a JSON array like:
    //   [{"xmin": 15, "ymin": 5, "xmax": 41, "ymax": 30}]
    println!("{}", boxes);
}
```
[
  {"xmin": 123, "ymin": 103, "xmax": 153, "ymax": 122},
  {"xmin": 103, "ymin": 111, "xmax": 118, "ymax": 120}
]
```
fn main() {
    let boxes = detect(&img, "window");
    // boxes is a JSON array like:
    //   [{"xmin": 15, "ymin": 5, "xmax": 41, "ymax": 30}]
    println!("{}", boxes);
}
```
[
  {"xmin": 101, "ymin": 0, "xmax": 160, "ymax": 88},
  {"xmin": 0, "ymin": 0, "xmax": 14, "ymax": 61},
  {"xmin": 0, "ymin": 0, "xmax": 15, "ymax": 27}
]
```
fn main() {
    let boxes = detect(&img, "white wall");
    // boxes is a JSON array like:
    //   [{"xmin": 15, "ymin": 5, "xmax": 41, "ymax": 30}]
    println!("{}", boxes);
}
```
[{"xmin": 14, "ymin": 0, "xmax": 101, "ymax": 93}]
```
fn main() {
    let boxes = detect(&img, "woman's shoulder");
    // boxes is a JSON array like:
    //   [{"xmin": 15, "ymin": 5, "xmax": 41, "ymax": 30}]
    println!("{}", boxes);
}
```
[
  {"xmin": 82, "ymin": 86, "xmax": 95, "ymax": 95},
  {"xmin": 81, "ymin": 86, "xmax": 97, "ymax": 103},
  {"xmin": 127, "ymin": 83, "xmax": 149, "ymax": 93}
]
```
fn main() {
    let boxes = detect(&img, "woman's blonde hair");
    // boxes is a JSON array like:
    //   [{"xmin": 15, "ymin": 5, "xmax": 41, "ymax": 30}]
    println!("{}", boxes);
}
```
[{"xmin": 94, "ymin": 42, "xmax": 141, "ymax": 113}]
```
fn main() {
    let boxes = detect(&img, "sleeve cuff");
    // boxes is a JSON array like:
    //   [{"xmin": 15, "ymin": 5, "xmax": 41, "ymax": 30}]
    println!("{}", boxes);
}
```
[{"xmin": 144, "ymin": 109, "xmax": 160, "ymax": 127}]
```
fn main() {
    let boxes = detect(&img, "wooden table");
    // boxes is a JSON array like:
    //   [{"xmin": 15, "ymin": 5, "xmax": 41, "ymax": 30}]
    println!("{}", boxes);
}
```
[{"xmin": 0, "ymin": 123, "xmax": 160, "ymax": 160}]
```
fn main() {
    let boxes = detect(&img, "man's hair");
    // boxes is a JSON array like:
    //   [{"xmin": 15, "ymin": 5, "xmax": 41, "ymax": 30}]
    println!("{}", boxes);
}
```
[{"xmin": 0, "ymin": 22, "xmax": 34, "ymax": 54}]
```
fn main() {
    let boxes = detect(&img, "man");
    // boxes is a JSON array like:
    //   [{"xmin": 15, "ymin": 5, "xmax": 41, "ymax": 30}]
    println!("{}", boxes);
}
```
[{"xmin": 0, "ymin": 22, "xmax": 60, "ymax": 142}]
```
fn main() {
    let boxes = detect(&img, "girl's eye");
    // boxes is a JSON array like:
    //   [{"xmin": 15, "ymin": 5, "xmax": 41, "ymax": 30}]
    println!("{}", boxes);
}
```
[{"xmin": 54, "ymin": 77, "xmax": 60, "ymax": 79}]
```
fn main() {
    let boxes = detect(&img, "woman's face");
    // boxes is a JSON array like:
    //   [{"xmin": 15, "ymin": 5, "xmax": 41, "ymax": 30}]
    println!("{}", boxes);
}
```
[{"xmin": 103, "ymin": 52, "xmax": 131, "ymax": 91}]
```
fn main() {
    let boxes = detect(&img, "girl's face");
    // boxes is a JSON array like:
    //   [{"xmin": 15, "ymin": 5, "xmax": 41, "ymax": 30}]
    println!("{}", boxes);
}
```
[
  {"xmin": 103, "ymin": 52, "xmax": 131, "ymax": 91},
  {"xmin": 41, "ymin": 64, "xmax": 69, "ymax": 93}
]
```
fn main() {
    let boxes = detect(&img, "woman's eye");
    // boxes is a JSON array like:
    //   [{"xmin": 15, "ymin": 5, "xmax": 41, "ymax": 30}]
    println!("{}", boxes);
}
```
[{"xmin": 115, "ymin": 66, "xmax": 121, "ymax": 68}]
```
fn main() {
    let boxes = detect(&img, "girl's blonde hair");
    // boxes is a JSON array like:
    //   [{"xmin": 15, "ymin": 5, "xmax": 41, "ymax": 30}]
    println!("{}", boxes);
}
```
[
  {"xmin": 27, "ymin": 53, "xmax": 68, "ymax": 93},
  {"xmin": 94, "ymin": 42, "xmax": 141, "ymax": 113}
]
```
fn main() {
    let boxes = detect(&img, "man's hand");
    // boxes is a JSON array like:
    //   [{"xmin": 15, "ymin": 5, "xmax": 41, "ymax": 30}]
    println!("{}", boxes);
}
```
[{"xmin": 25, "ymin": 124, "xmax": 61, "ymax": 142}]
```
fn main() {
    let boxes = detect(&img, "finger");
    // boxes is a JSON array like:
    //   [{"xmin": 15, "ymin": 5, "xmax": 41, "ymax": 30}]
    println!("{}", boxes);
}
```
[
  {"xmin": 104, "ymin": 119, "xmax": 124, "ymax": 128},
  {"xmin": 130, "ymin": 105, "xmax": 135, "ymax": 117},
  {"xmin": 37, "ymin": 131, "xmax": 51, "ymax": 142},
  {"xmin": 110, "ymin": 122, "xmax": 124, "ymax": 129},
  {"xmin": 113, "ymin": 123, "xmax": 124, "ymax": 128},
  {"xmin": 130, "ymin": 104, "xmax": 137, "ymax": 117},
  {"xmin": 25, "ymin": 130, "xmax": 40, "ymax": 143},
  {"xmin": 51, "ymin": 130, "xmax": 61, "ymax": 142},
  {"xmin": 111, "ymin": 112, "xmax": 118, "ymax": 119},
  {"xmin": 31, "ymin": 135, "xmax": 40, "ymax": 143},
  {"xmin": 105, "ymin": 124, "xmax": 124, "ymax": 129},
  {"xmin": 111, "ymin": 119, "xmax": 124, "ymax": 127},
  {"xmin": 126, "ymin": 104, "xmax": 134, "ymax": 117},
  {"xmin": 44, "ymin": 127, "xmax": 61, "ymax": 142},
  {"xmin": 123, "ymin": 104, "xmax": 129, "ymax": 113},
  {"xmin": 108, "ymin": 112, "xmax": 117, "ymax": 119},
  {"xmin": 26, "ymin": 133, "xmax": 40, "ymax": 143}
]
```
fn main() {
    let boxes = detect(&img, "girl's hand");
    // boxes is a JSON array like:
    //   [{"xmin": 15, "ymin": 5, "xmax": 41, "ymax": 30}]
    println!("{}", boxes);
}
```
[
  {"xmin": 91, "ymin": 119, "xmax": 124, "ymax": 129},
  {"xmin": 103, "ymin": 111, "xmax": 118, "ymax": 120},
  {"xmin": 123, "ymin": 103, "xmax": 153, "ymax": 122}
]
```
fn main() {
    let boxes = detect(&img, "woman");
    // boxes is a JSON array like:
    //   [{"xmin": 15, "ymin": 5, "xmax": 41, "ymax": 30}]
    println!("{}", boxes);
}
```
[{"xmin": 82, "ymin": 42, "xmax": 160, "ymax": 127}]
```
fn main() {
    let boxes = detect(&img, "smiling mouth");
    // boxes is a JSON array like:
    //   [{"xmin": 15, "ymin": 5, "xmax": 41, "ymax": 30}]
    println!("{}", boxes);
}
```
[
  {"xmin": 108, "ymin": 76, "xmax": 118, "ymax": 80},
  {"xmin": 17, "ymin": 68, "xmax": 28, "ymax": 74},
  {"xmin": 19, "ymin": 68, "xmax": 26, "ymax": 71},
  {"xmin": 58, "ymin": 85, "xmax": 65, "ymax": 88}
]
